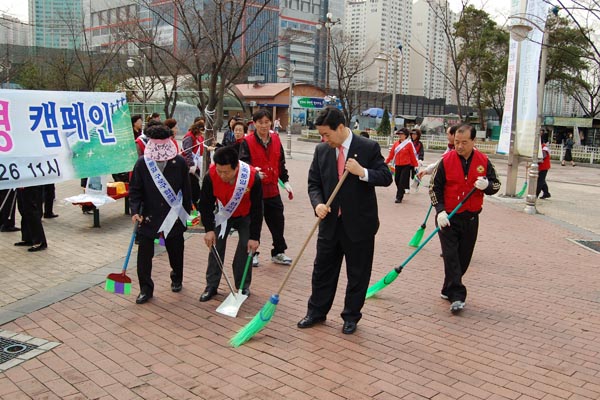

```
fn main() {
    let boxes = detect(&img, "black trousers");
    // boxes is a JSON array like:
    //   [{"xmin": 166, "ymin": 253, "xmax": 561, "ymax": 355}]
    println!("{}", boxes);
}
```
[
  {"xmin": 536, "ymin": 170, "xmax": 549, "ymax": 197},
  {"xmin": 16, "ymin": 186, "xmax": 47, "ymax": 245},
  {"xmin": 0, "ymin": 189, "xmax": 17, "ymax": 229},
  {"xmin": 263, "ymin": 195, "xmax": 287, "ymax": 256},
  {"xmin": 394, "ymin": 165, "xmax": 412, "ymax": 201},
  {"xmin": 205, "ymin": 215, "xmax": 252, "ymax": 290},
  {"xmin": 189, "ymin": 173, "xmax": 201, "ymax": 209},
  {"xmin": 437, "ymin": 214, "xmax": 479, "ymax": 302},
  {"xmin": 307, "ymin": 218, "xmax": 374, "ymax": 323},
  {"xmin": 137, "ymin": 232, "xmax": 184, "ymax": 296},
  {"xmin": 42, "ymin": 184, "xmax": 56, "ymax": 216}
]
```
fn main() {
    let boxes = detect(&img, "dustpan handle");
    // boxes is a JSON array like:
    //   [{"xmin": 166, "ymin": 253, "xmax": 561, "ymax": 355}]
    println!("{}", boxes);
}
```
[{"xmin": 239, "ymin": 251, "xmax": 253, "ymax": 291}]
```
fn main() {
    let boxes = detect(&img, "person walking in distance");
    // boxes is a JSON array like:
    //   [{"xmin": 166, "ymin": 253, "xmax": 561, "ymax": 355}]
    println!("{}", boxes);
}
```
[
  {"xmin": 198, "ymin": 146, "xmax": 263, "ymax": 302},
  {"xmin": 537, "ymin": 139, "xmax": 551, "ymax": 199},
  {"xmin": 429, "ymin": 124, "xmax": 500, "ymax": 313},
  {"xmin": 239, "ymin": 109, "xmax": 294, "ymax": 267},
  {"xmin": 562, "ymin": 132, "xmax": 575, "ymax": 166},
  {"xmin": 385, "ymin": 128, "xmax": 418, "ymax": 203},
  {"xmin": 298, "ymin": 107, "xmax": 392, "ymax": 335}
]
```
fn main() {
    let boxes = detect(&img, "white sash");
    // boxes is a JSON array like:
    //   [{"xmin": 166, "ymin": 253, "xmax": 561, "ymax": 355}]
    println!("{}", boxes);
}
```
[
  {"xmin": 214, "ymin": 161, "xmax": 251, "ymax": 238},
  {"xmin": 144, "ymin": 157, "xmax": 190, "ymax": 237},
  {"xmin": 391, "ymin": 139, "xmax": 416, "ymax": 167}
]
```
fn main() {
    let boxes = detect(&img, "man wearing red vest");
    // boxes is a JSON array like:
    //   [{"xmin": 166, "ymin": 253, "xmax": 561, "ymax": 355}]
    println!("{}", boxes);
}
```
[
  {"xmin": 239, "ymin": 109, "xmax": 293, "ymax": 267},
  {"xmin": 198, "ymin": 146, "xmax": 263, "ymax": 302},
  {"xmin": 430, "ymin": 124, "xmax": 500, "ymax": 313}
]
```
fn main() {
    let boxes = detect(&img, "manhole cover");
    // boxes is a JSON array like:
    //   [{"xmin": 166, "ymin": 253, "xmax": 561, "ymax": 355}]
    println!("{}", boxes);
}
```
[
  {"xmin": 1, "ymin": 337, "xmax": 37, "ymax": 364},
  {"xmin": 573, "ymin": 240, "xmax": 600, "ymax": 254},
  {"xmin": 0, "ymin": 330, "xmax": 60, "ymax": 372}
]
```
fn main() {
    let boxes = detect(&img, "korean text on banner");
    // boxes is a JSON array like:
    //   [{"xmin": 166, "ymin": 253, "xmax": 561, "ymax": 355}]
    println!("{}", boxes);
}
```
[{"xmin": 0, "ymin": 90, "xmax": 137, "ymax": 190}]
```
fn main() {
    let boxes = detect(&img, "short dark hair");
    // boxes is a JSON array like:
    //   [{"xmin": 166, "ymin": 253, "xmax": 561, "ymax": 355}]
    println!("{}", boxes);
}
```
[
  {"xmin": 146, "ymin": 120, "xmax": 163, "ymax": 129},
  {"xmin": 151, "ymin": 112, "xmax": 160, "ymax": 119},
  {"xmin": 448, "ymin": 125, "xmax": 459, "ymax": 135},
  {"xmin": 252, "ymin": 109, "xmax": 272, "ymax": 122},
  {"xmin": 359, "ymin": 131, "xmax": 370, "ymax": 138},
  {"xmin": 131, "ymin": 115, "xmax": 142, "ymax": 125},
  {"xmin": 213, "ymin": 146, "xmax": 239, "ymax": 169},
  {"xmin": 145, "ymin": 124, "xmax": 171, "ymax": 140},
  {"xmin": 315, "ymin": 107, "xmax": 345, "ymax": 130},
  {"xmin": 456, "ymin": 124, "xmax": 476, "ymax": 140},
  {"xmin": 164, "ymin": 118, "xmax": 177, "ymax": 129}
]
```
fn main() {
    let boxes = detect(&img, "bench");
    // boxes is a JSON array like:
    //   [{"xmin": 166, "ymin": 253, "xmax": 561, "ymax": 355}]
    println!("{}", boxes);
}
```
[{"xmin": 72, "ymin": 191, "xmax": 130, "ymax": 228}]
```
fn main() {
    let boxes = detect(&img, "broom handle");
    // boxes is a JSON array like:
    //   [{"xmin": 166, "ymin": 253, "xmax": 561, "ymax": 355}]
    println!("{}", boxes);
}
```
[
  {"xmin": 0, "ymin": 188, "xmax": 14, "ymax": 210},
  {"xmin": 211, "ymin": 244, "xmax": 237, "ymax": 295},
  {"xmin": 276, "ymin": 169, "xmax": 350, "ymax": 295},
  {"xmin": 422, "ymin": 203, "xmax": 433, "ymax": 226},
  {"xmin": 395, "ymin": 187, "xmax": 477, "ymax": 272},
  {"xmin": 238, "ymin": 251, "xmax": 253, "ymax": 292},
  {"xmin": 122, "ymin": 221, "xmax": 139, "ymax": 274}
]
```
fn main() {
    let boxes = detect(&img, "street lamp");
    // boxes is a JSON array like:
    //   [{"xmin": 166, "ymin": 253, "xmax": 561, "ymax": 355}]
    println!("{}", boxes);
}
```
[
  {"xmin": 374, "ymin": 43, "xmax": 403, "ymax": 134},
  {"xmin": 507, "ymin": 11, "xmax": 555, "ymax": 214},
  {"xmin": 324, "ymin": 12, "xmax": 341, "ymax": 93},
  {"xmin": 277, "ymin": 61, "xmax": 296, "ymax": 157},
  {"xmin": 127, "ymin": 53, "xmax": 148, "ymax": 126}
]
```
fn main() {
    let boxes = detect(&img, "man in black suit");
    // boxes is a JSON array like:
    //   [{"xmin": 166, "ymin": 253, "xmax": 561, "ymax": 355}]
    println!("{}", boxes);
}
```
[{"xmin": 298, "ymin": 107, "xmax": 393, "ymax": 334}]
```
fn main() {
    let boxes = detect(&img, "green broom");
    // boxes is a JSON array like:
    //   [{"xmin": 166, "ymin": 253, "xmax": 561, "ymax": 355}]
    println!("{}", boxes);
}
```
[
  {"xmin": 408, "ymin": 204, "xmax": 432, "ymax": 247},
  {"xmin": 516, "ymin": 180, "xmax": 528, "ymax": 198},
  {"xmin": 230, "ymin": 170, "xmax": 350, "ymax": 347},
  {"xmin": 366, "ymin": 187, "xmax": 477, "ymax": 298}
]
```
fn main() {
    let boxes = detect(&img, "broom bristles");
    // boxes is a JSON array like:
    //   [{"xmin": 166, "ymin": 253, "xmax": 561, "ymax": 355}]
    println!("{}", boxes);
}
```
[
  {"xmin": 516, "ymin": 181, "xmax": 528, "ymax": 198},
  {"xmin": 408, "ymin": 227, "xmax": 425, "ymax": 247},
  {"xmin": 104, "ymin": 278, "xmax": 131, "ymax": 295},
  {"xmin": 230, "ymin": 295, "xmax": 279, "ymax": 348},
  {"xmin": 366, "ymin": 269, "xmax": 400, "ymax": 298}
]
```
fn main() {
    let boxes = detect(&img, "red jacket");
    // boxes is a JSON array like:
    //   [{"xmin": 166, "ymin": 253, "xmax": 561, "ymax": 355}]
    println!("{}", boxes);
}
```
[
  {"xmin": 442, "ymin": 150, "xmax": 488, "ymax": 214},
  {"xmin": 208, "ymin": 164, "xmax": 256, "ymax": 217},
  {"xmin": 538, "ymin": 144, "xmax": 551, "ymax": 171},
  {"xmin": 244, "ymin": 132, "xmax": 282, "ymax": 198},
  {"xmin": 385, "ymin": 140, "xmax": 418, "ymax": 167}
]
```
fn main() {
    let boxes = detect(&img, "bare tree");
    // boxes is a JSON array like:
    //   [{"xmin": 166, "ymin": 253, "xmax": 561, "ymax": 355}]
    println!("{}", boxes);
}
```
[
  {"xmin": 330, "ymin": 30, "xmax": 378, "ymax": 126},
  {"xmin": 138, "ymin": 0, "xmax": 280, "ymax": 148}
]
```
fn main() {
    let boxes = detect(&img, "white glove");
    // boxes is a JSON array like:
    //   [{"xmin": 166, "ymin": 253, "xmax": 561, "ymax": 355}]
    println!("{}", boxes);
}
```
[
  {"xmin": 474, "ymin": 176, "xmax": 488, "ymax": 190},
  {"xmin": 437, "ymin": 211, "xmax": 450, "ymax": 228},
  {"xmin": 189, "ymin": 165, "xmax": 197, "ymax": 174},
  {"xmin": 418, "ymin": 160, "xmax": 424, "ymax": 168},
  {"xmin": 284, "ymin": 182, "xmax": 293, "ymax": 200}
]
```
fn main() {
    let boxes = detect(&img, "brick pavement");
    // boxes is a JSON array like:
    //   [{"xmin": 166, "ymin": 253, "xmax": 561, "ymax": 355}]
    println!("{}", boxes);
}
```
[{"xmin": 1, "ymin": 137, "xmax": 599, "ymax": 399}]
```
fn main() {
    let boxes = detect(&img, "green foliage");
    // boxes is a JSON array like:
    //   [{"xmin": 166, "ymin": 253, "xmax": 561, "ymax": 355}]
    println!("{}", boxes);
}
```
[{"xmin": 377, "ymin": 109, "xmax": 391, "ymax": 136}]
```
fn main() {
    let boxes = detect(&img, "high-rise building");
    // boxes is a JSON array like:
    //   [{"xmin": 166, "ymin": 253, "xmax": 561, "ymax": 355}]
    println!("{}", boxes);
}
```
[
  {"xmin": 409, "ymin": 0, "xmax": 455, "ymax": 101},
  {"xmin": 346, "ymin": 0, "xmax": 411, "ymax": 99},
  {"xmin": 0, "ymin": 14, "xmax": 31, "ymax": 46},
  {"xmin": 29, "ymin": 0, "xmax": 83, "ymax": 49}
]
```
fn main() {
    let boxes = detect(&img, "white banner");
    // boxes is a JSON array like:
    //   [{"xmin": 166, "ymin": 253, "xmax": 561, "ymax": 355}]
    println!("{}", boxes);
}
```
[
  {"xmin": 498, "ymin": 0, "xmax": 548, "ymax": 157},
  {"xmin": 0, "ymin": 90, "xmax": 137, "ymax": 190}
]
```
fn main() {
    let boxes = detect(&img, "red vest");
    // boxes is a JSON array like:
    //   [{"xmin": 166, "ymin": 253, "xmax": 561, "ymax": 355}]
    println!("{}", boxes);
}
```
[
  {"xmin": 244, "ymin": 132, "xmax": 281, "ymax": 198},
  {"xmin": 208, "ymin": 164, "xmax": 256, "ymax": 217},
  {"xmin": 183, "ymin": 131, "xmax": 204, "ymax": 156},
  {"xmin": 442, "ymin": 149, "xmax": 488, "ymax": 214},
  {"xmin": 539, "ymin": 144, "xmax": 551, "ymax": 171}
]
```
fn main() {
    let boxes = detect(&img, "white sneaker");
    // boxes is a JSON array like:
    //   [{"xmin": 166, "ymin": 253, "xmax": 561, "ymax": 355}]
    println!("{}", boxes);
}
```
[
  {"xmin": 450, "ymin": 300, "xmax": 465, "ymax": 313},
  {"xmin": 252, "ymin": 252, "xmax": 260, "ymax": 267},
  {"xmin": 271, "ymin": 253, "xmax": 292, "ymax": 265}
]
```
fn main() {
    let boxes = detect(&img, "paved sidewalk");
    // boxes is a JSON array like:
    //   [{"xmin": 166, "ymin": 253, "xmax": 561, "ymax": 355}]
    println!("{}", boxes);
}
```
[{"xmin": 1, "ymin": 137, "xmax": 599, "ymax": 399}]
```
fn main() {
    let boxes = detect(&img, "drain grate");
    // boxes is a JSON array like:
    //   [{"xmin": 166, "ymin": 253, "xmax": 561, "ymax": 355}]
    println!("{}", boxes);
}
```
[
  {"xmin": 1, "ymin": 337, "xmax": 38, "ymax": 363},
  {"xmin": 0, "ymin": 330, "xmax": 60, "ymax": 372},
  {"xmin": 573, "ymin": 240, "xmax": 600, "ymax": 254}
]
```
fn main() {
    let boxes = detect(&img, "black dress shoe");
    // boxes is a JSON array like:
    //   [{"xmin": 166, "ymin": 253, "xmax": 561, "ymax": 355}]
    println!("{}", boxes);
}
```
[
  {"xmin": 28, "ymin": 243, "xmax": 47, "ymax": 252},
  {"xmin": 44, "ymin": 213, "xmax": 59, "ymax": 219},
  {"xmin": 1, "ymin": 226, "xmax": 20, "ymax": 232},
  {"xmin": 342, "ymin": 321, "xmax": 357, "ymax": 334},
  {"xmin": 199, "ymin": 287, "xmax": 218, "ymax": 302},
  {"xmin": 297, "ymin": 315, "xmax": 326, "ymax": 329},
  {"xmin": 14, "ymin": 241, "xmax": 33, "ymax": 246},
  {"xmin": 136, "ymin": 293, "xmax": 153, "ymax": 304},
  {"xmin": 171, "ymin": 282, "xmax": 183, "ymax": 292}
]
